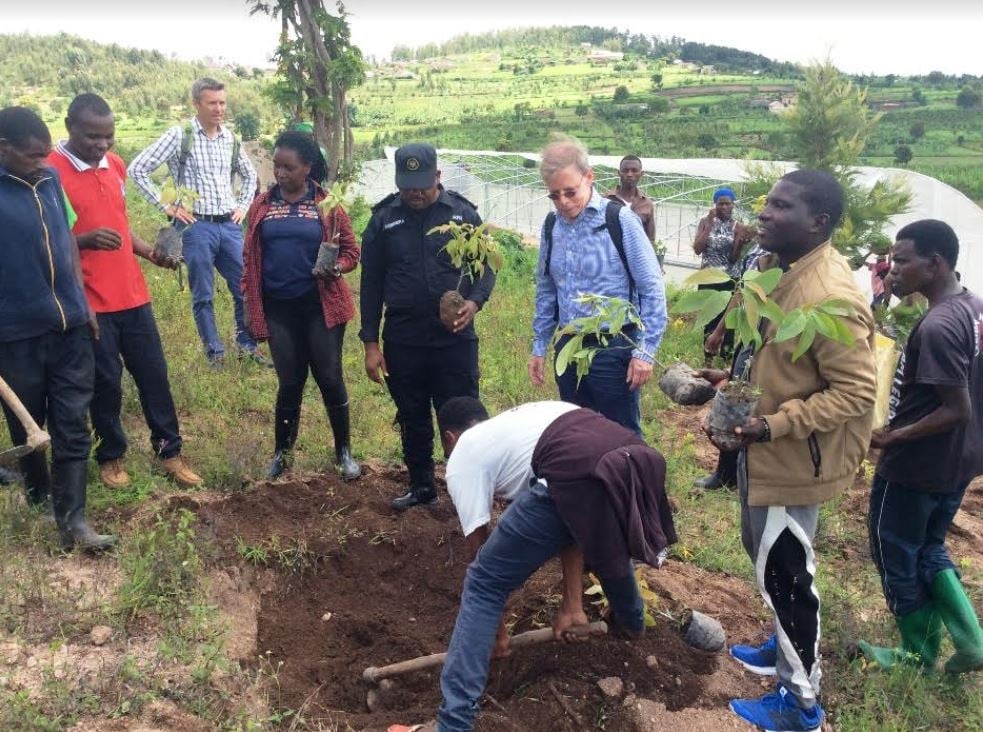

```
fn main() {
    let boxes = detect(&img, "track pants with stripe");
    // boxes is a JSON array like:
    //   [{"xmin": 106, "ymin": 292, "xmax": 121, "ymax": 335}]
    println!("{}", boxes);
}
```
[{"xmin": 738, "ymin": 450, "xmax": 822, "ymax": 708}]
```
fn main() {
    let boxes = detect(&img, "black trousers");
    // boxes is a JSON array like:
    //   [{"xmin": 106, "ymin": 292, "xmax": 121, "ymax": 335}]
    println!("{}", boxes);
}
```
[
  {"xmin": 384, "ymin": 339, "xmax": 479, "ymax": 486},
  {"xmin": 0, "ymin": 326, "xmax": 94, "ymax": 465},
  {"xmin": 91, "ymin": 304, "xmax": 182, "ymax": 462},
  {"xmin": 265, "ymin": 291, "xmax": 348, "ymax": 412},
  {"xmin": 699, "ymin": 279, "xmax": 736, "ymax": 360}
]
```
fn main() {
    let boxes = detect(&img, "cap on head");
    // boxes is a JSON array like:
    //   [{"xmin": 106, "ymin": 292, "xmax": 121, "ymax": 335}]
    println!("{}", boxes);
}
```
[
  {"xmin": 395, "ymin": 143, "xmax": 437, "ymax": 189},
  {"xmin": 291, "ymin": 121, "xmax": 315, "ymax": 134}
]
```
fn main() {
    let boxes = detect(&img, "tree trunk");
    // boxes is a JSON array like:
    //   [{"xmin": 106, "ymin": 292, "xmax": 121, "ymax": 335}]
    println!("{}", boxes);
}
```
[{"xmin": 293, "ymin": 0, "xmax": 344, "ymax": 183}]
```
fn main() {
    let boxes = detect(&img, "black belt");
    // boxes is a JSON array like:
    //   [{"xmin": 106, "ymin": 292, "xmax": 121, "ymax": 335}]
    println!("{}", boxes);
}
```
[{"xmin": 197, "ymin": 213, "xmax": 233, "ymax": 223}]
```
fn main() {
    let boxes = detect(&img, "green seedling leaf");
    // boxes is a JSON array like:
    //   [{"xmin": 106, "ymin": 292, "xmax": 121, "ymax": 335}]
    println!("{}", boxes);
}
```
[
  {"xmin": 672, "ymin": 289, "xmax": 711, "ymax": 314},
  {"xmin": 745, "ymin": 281, "xmax": 768, "ymax": 301},
  {"xmin": 744, "ymin": 291, "xmax": 761, "ymax": 331},
  {"xmin": 694, "ymin": 290, "xmax": 732, "ymax": 330},
  {"xmin": 683, "ymin": 267, "xmax": 733, "ymax": 286},
  {"xmin": 831, "ymin": 316, "xmax": 857, "ymax": 346},
  {"xmin": 816, "ymin": 298, "xmax": 852, "ymax": 317},
  {"xmin": 776, "ymin": 309, "xmax": 808, "ymax": 342},
  {"xmin": 753, "ymin": 267, "xmax": 784, "ymax": 295},
  {"xmin": 724, "ymin": 307, "xmax": 740, "ymax": 329},
  {"xmin": 791, "ymin": 322, "xmax": 817, "ymax": 362},
  {"xmin": 812, "ymin": 310, "xmax": 839, "ymax": 341},
  {"xmin": 555, "ymin": 335, "xmax": 580, "ymax": 377},
  {"xmin": 759, "ymin": 299, "xmax": 786, "ymax": 326}
]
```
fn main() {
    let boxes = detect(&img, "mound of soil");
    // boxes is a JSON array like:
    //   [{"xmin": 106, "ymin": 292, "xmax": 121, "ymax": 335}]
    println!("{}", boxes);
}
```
[{"xmin": 195, "ymin": 468, "xmax": 759, "ymax": 730}]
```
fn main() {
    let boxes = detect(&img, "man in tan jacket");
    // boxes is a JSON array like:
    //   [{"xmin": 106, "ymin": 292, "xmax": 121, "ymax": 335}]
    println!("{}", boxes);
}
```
[{"xmin": 702, "ymin": 169, "xmax": 876, "ymax": 732}]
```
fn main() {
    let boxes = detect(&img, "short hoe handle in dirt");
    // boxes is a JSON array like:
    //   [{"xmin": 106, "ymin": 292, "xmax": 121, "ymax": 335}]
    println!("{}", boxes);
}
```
[
  {"xmin": 0, "ymin": 374, "xmax": 50, "ymax": 464},
  {"xmin": 362, "ymin": 621, "xmax": 608, "ymax": 685}
]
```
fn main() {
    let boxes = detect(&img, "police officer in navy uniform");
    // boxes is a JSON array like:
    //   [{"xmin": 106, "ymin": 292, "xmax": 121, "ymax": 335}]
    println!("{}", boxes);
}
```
[{"xmin": 360, "ymin": 143, "xmax": 496, "ymax": 510}]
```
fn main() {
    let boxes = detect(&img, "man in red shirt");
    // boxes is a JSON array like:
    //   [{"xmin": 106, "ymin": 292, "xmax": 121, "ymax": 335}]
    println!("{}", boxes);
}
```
[{"xmin": 48, "ymin": 94, "xmax": 202, "ymax": 489}]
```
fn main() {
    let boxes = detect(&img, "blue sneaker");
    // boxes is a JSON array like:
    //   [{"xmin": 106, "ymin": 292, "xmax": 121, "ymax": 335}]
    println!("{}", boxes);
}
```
[
  {"xmin": 730, "ymin": 684, "xmax": 824, "ymax": 732},
  {"xmin": 730, "ymin": 633, "xmax": 778, "ymax": 675}
]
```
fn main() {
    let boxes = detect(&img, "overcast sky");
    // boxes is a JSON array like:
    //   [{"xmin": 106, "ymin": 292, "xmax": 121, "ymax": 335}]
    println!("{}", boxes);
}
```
[{"xmin": 6, "ymin": 0, "xmax": 982, "ymax": 76}]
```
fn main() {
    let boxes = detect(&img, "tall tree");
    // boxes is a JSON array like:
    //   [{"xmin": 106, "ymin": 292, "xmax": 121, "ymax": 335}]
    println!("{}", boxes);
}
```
[
  {"xmin": 250, "ymin": 0, "xmax": 366, "ymax": 183},
  {"xmin": 744, "ymin": 61, "xmax": 911, "ymax": 266}
]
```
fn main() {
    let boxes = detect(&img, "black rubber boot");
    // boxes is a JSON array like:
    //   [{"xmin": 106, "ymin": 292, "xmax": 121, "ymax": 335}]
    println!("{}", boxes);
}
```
[
  {"xmin": 327, "ymin": 403, "xmax": 361, "ymax": 481},
  {"xmin": 19, "ymin": 451, "xmax": 51, "ymax": 507},
  {"xmin": 391, "ymin": 466, "xmax": 437, "ymax": 511},
  {"xmin": 267, "ymin": 408, "xmax": 300, "ymax": 480},
  {"xmin": 694, "ymin": 451, "xmax": 738, "ymax": 490},
  {"xmin": 53, "ymin": 460, "xmax": 117, "ymax": 553}
]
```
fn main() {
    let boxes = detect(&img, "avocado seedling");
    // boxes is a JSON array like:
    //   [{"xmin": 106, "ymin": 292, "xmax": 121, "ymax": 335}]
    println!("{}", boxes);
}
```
[
  {"xmin": 428, "ymin": 221, "xmax": 504, "ymax": 331},
  {"xmin": 152, "ymin": 180, "xmax": 202, "ymax": 290},
  {"xmin": 311, "ymin": 181, "xmax": 352, "ymax": 278},
  {"xmin": 672, "ymin": 265, "xmax": 856, "ymax": 448}
]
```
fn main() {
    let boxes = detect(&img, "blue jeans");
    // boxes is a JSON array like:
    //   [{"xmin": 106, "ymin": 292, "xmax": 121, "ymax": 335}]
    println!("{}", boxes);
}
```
[
  {"xmin": 437, "ymin": 483, "xmax": 644, "ymax": 731},
  {"xmin": 554, "ymin": 333, "xmax": 641, "ymax": 435},
  {"xmin": 868, "ymin": 473, "xmax": 970, "ymax": 617},
  {"xmin": 179, "ymin": 220, "xmax": 255, "ymax": 358}
]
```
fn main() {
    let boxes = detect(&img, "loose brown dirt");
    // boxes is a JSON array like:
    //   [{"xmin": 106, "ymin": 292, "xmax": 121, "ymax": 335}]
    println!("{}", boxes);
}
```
[{"xmin": 191, "ymin": 467, "xmax": 766, "ymax": 730}]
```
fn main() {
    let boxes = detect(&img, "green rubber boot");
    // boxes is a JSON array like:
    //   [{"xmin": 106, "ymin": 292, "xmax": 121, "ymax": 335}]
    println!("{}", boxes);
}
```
[
  {"xmin": 858, "ymin": 604, "xmax": 942, "ymax": 669},
  {"xmin": 932, "ymin": 569, "xmax": 983, "ymax": 674}
]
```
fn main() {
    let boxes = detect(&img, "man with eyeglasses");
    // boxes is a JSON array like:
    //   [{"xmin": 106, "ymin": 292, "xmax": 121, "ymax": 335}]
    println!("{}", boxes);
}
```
[
  {"xmin": 360, "ymin": 143, "xmax": 497, "ymax": 511},
  {"xmin": 529, "ymin": 136, "xmax": 667, "ymax": 434}
]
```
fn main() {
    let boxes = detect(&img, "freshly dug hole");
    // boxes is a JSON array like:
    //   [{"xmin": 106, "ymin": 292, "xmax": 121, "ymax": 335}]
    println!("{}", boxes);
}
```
[
  {"xmin": 196, "ymin": 469, "xmax": 727, "ymax": 729},
  {"xmin": 439, "ymin": 290, "xmax": 465, "ymax": 331}
]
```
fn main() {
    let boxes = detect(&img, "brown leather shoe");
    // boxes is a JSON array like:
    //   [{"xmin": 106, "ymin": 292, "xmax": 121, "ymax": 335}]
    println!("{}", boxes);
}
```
[
  {"xmin": 159, "ymin": 455, "xmax": 203, "ymax": 488},
  {"xmin": 99, "ymin": 458, "xmax": 131, "ymax": 489}
]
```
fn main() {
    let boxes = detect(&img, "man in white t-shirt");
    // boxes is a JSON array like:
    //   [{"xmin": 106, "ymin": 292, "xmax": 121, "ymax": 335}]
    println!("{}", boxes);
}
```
[{"xmin": 427, "ymin": 397, "xmax": 674, "ymax": 732}]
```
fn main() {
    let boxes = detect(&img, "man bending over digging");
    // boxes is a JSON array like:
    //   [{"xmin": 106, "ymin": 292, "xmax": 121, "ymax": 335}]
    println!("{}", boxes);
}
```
[{"xmin": 395, "ymin": 397, "xmax": 676, "ymax": 732}]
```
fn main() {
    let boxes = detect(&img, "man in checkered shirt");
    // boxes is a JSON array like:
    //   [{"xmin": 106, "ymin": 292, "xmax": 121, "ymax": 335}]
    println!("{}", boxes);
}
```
[{"xmin": 129, "ymin": 78, "xmax": 268, "ymax": 367}]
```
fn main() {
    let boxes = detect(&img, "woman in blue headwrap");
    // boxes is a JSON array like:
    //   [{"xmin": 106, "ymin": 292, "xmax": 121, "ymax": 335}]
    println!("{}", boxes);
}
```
[{"xmin": 692, "ymin": 186, "xmax": 755, "ymax": 365}]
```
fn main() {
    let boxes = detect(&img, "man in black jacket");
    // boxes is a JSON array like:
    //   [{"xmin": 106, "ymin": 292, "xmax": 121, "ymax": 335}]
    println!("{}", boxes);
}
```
[
  {"xmin": 0, "ymin": 107, "xmax": 115, "ymax": 552},
  {"xmin": 360, "ymin": 144, "xmax": 495, "ymax": 510}
]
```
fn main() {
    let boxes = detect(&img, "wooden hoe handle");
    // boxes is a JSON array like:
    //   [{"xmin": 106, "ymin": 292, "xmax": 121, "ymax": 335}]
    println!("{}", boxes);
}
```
[
  {"xmin": 362, "ymin": 620, "xmax": 608, "ymax": 684},
  {"xmin": 0, "ymin": 375, "xmax": 50, "ymax": 452}
]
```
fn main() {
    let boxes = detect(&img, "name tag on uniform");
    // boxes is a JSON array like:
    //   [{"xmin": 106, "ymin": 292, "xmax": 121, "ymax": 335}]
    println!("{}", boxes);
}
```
[
  {"xmin": 384, "ymin": 219, "xmax": 405, "ymax": 230},
  {"xmin": 451, "ymin": 215, "xmax": 463, "ymax": 222}
]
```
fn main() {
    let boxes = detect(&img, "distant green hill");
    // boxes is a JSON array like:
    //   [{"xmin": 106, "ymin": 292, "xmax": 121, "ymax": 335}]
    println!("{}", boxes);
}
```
[
  {"xmin": 0, "ymin": 33, "xmax": 274, "ymax": 154},
  {"xmin": 391, "ymin": 25, "xmax": 800, "ymax": 77}
]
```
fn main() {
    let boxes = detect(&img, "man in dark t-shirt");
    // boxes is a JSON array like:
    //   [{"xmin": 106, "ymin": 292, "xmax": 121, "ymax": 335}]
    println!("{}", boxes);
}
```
[{"xmin": 858, "ymin": 219, "xmax": 983, "ymax": 676}]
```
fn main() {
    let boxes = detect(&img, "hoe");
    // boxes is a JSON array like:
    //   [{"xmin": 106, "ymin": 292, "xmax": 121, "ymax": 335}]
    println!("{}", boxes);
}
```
[{"xmin": 0, "ymin": 375, "xmax": 50, "ymax": 465}]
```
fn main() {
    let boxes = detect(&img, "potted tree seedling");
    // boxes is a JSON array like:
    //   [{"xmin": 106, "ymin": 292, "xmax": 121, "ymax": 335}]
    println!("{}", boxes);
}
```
[
  {"xmin": 152, "ymin": 180, "xmax": 201, "ymax": 290},
  {"xmin": 311, "ymin": 181, "xmax": 350, "ymax": 278},
  {"xmin": 427, "ymin": 221, "xmax": 505, "ymax": 331},
  {"xmin": 672, "ymin": 266, "xmax": 857, "ymax": 449}
]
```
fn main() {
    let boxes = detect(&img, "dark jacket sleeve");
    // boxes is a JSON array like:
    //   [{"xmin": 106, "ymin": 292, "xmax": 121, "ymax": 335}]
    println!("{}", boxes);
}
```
[{"xmin": 358, "ymin": 211, "xmax": 385, "ymax": 343}]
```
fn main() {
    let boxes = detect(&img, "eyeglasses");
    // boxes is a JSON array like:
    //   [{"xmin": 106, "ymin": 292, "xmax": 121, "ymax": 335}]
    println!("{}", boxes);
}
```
[{"xmin": 546, "ymin": 174, "xmax": 586, "ymax": 201}]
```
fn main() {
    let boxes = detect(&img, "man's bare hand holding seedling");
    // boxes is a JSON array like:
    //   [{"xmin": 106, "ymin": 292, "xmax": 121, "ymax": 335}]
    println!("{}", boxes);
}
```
[
  {"xmin": 451, "ymin": 300, "xmax": 479, "ymax": 333},
  {"xmin": 164, "ymin": 203, "xmax": 196, "ymax": 225}
]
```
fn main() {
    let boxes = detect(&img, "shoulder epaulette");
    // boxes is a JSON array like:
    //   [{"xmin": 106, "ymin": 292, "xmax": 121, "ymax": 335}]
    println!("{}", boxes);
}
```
[
  {"xmin": 446, "ymin": 189, "xmax": 478, "ymax": 210},
  {"xmin": 372, "ymin": 191, "xmax": 400, "ymax": 212}
]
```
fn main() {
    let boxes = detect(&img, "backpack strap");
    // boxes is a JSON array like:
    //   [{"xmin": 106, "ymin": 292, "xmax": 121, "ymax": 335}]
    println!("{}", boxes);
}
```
[
  {"xmin": 543, "ymin": 211, "xmax": 557, "ymax": 277},
  {"xmin": 601, "ymin": 200, "xmax": 635, "ymax": 302},
  {"xmin": 230, "ymin": 135, "xmax": 240, "ymax": 183},
  {"xmin": 177, "ymin": 122, "xmax": 241, "ymax": 186}
]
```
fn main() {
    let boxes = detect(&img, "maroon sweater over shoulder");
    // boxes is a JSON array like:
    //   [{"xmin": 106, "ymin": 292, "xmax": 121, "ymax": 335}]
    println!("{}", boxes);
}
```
[{"xmin": 531, "ymin": 408, "xmax": 677, "ymax": 578}]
